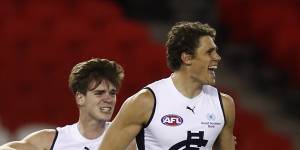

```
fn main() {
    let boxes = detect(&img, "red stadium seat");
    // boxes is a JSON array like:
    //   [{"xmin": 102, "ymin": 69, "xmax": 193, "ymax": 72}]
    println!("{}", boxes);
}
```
[
  {"xmin": 74, "ymin": 0, "xmax": 124, "ymax": 30},
  {"xmin": 269, "ymin": 23, "xmax": 300, "ymax": 72},
  {"xmin": 50, "ymin": 17, "xmax": 93, "ymax": 47},
  {"xmin": 0, "ymin": 0, "xmax": 17, "ymax": 20},
  {"xmin": 217, "ymin": 0, "xmax": 252, "ymax": 41},
  {"xmin": 238, "ymin": 130, "xmax": 295, "ymax": 150},
  {"xmin": 248, "ymin": 2, "xmax": 299, "ymax": 47},
  {"xmin": 102, "ymin": 20, "xmax": 152, "ymax": 47},
  {"xmin": 22, "ymin": 1, "xmax": 70, "ymax": 22}
]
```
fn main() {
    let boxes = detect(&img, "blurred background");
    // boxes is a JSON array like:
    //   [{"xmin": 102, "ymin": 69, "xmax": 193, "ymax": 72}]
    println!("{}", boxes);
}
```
[{"xmin": 0, "ymin": 0, "xmax": 300, "ymax": 149}]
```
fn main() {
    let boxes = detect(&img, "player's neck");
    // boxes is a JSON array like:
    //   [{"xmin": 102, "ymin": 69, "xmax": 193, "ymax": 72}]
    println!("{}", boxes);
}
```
[
  {"xmin": 77, "ymin": 116, "xmax": 106, "ymax": 139},
  {"xmin": 171, "ymin": 72, "xmax": 203, "ymax": 99}
]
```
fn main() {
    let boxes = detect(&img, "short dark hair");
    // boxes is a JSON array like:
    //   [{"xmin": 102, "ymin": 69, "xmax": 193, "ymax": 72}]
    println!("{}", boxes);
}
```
[
  {"xmin": 68, "ymin": 58, "xmax": 124, "ymax": 95},
  {"xmin": 166, "ymin": 21, "xmax": 216, "ymax": 71}
]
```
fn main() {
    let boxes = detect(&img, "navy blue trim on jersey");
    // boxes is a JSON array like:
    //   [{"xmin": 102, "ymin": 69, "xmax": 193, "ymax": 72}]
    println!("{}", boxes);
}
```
[
  {"xmin": 136, "ymin": 87, "xmax": 156, "ymax": 150},
  {"xmin": 136, "ymin": 128, "xmax": 145, "ymax": 150},
  {"xmin": 218, "ymin": 91, "xmax": 227, "ymax": 126},
  {"xmin": 50, "ymin": 129, "xmax": 58, "ymax": 150},
  {"xmin": 143, "ymin": 87, "xmax": 156, "ymax": 128}
]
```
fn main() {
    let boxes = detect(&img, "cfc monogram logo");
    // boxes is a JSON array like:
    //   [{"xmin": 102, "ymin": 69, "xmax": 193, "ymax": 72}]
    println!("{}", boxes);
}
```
[{"xmin": 169, "ymin": 131, "xmax": 208, "ymax": 150}]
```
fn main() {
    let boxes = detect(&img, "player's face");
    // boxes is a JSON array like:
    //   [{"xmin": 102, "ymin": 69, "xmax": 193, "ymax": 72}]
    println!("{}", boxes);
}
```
[
  {"xmin": 82, "ymin": 80, "xmax": 117, "ymax": 121},
  {"xmin": 189, "ymin": 36, "xmax": 221, "ymax": 85}
]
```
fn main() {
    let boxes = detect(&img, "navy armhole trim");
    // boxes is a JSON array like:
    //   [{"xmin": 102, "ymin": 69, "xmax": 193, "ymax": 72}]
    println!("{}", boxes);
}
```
[
  {"xmin": 136, "ymin": 128, "xmax": 145, "ymax": 150},
  {"xmin": 218, "ymin": 91, "xmax": 227, "ymax": 126},
  {"xmin": 50, "ymin": 129, "xmax": 58, "ymax": 150},
  {"xmin": 143, "ymin": 87, "xmax": 156, "ymax": 128}
]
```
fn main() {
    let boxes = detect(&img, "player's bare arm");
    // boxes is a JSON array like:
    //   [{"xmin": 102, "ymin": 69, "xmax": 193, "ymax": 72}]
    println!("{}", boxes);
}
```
[
  {"xmin": 0, "ymin": 129, "xmax": 56, "ymax": 150},
  {"xmin": 99, "ymin": 89, "xmax": 155, "ymax": 150},
  {"xmin": 214, "ymin": 93, "xmax": 236, "ymax": 150},
  {"xmin": 126, "ymin": 139, "xmax": 137, "ymax": 150}
]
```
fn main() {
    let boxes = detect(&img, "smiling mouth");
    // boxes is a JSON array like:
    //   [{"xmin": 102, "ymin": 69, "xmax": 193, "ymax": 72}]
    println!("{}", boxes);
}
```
[
  {"xmin": 208, "ymin": 65, "xmax": 217, "ymax": 70},
  {"xmin": 99, "ymin": 107, "xmax": 112, "ymax": 113},
  {"xmin": 208, "ymin": 66, "xmax": 217, "ymax": 77}
]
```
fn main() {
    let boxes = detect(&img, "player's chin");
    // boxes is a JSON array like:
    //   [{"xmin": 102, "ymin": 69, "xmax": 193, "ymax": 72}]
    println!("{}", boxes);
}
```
[
  {"xmin": 206, "ymin": 78, "xmax": 216, "ymax": 85},
  {"xmin": 96, "ymin": 112, "xmax": 113, "ymax": 120},
  {"xmin": 98, "ymin": 115, "xmax": 112, "ymax": 121},
  {"xmin": 205, "ymin": 73, "xmax": 216, "ymax": 85}
]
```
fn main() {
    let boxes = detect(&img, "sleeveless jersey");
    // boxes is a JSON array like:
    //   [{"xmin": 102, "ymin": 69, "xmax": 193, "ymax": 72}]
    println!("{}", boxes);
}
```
[
  {"xmin": 51, "ymin": 122, "xmax": 109, "ymax": 150},
  {"xmin": 136, "ymin": 76, "xmax": 226, "ymax": 150}
]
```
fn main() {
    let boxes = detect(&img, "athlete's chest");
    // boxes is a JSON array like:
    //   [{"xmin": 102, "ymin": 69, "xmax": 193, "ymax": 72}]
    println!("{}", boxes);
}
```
[
  {"xmin": 145, "ymin": 97, "xmax": 224, "ymax": 149},
  {"xmin": 53, "ymin": 139, "xmax": 100, "ymax": 150},
  {"xmin": 52, "ymin": 129, "xmax": 102, "ymax": 150}
]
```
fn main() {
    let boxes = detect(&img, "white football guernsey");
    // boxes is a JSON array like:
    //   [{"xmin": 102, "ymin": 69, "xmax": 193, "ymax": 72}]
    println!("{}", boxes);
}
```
[
  {"xmin": 51, "ymin": 122, "xmax": 109, "ymax": 150},
  {"xmin": 136, "ymin": 76, "xmax": 226, "ymax": 150}
]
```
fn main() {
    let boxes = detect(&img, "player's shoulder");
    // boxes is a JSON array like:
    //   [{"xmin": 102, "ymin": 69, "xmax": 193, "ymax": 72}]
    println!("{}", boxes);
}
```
[
  {"xmin": 24, "ymin": 129, "xmax": 57, "ymax": 143},
  {"xmin": 220, "ymin": 93, "xmax": 235, "ymax": 107},
  {"xmin": 122, "ymin": 88, "xmax": 155, "ymax": 122},
  {"xmin": 144, "ymin": 77, "xmax": 170, "ymax": 93},
  {"xmin": 219, "ymin": 93, "xmax": 236, "ymax": 128},
  {"xmin": 220, "ymin": 92, "xmax": 235, "ymax": 121},
  {"xmin": 2, "ymin": 129, "xmax": 57, "ymax": 150},
  {"xmin": 36, "ymin": 129, "xmax": 57, "ymax": 137},
  {"xmin": 126, "ymin": 88, "xmax": 155, "ymax": 105},
  {"xmin": 29, "ymin": 129, "xmax": 57, "ymax": 149}
]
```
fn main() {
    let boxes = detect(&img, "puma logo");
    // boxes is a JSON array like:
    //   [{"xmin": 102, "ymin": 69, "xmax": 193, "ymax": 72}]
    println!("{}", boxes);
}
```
[
  {"xmin": 186, "ymin": 106, "xmax": 195, "ymax": 114},
  {"xmin": 84, "ymin": 147, "xmax": 90, "ymax": 150}
]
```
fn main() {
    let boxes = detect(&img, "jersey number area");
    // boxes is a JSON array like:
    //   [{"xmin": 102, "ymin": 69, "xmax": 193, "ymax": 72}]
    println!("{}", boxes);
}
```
[{"xmin": 169, "ymin": 131, "xmax": 208, "ymax": 150}]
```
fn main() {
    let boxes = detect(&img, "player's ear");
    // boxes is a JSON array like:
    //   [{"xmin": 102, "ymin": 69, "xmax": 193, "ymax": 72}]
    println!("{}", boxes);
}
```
[
  {"xmin": 75, "ymin": 92, "xmax": 85, "ymax": 105},
  {"xmin": 181, "ymin": 52, "xmax": 192, "ymax": 65}
]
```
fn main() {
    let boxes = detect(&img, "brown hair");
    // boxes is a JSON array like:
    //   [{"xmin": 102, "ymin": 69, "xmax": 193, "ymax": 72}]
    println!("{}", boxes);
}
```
[
  {"xmin": 68, "ymin": 58, "xmax": 124, "ymax": 95},
  {"xmin": 166, "ymin": 21, "xmax": 216, "ymax": 71}
]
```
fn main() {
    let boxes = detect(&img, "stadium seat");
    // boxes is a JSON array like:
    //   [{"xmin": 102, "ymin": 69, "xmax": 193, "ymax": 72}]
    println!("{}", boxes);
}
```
[
  {"xmin": 74, "ymin": 0, "xmax": 124, "ymax": 30},
  {"xmin": 248, "ymin": 2, "xmax": 299, "ymax": 47}
]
